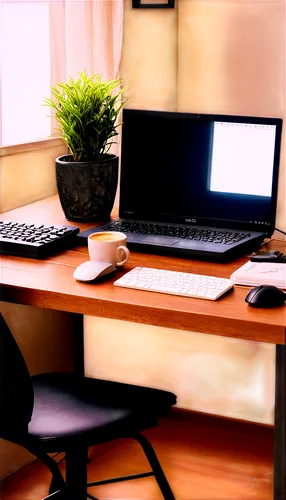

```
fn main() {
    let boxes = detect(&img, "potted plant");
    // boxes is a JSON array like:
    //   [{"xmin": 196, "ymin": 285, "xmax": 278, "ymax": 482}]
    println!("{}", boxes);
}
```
[{"xmin": 44, "ymin": 71, "xmax": 128, "ymax": 222}]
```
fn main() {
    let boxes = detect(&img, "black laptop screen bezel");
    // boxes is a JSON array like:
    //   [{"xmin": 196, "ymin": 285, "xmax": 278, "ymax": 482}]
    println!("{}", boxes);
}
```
[{"xmin": 119, "ymin": 109, "xmax": 282, "ymax": 236}]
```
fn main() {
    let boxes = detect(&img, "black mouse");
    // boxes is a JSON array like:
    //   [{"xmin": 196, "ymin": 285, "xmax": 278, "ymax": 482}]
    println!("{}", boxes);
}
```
[{"xmin": 245, "ymin": 285, "xmax": 286, "ymax": 308}]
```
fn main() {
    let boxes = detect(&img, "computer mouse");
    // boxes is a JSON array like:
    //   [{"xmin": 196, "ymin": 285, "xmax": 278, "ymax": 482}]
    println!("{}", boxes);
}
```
[
  {"xmin": 73, "ymin": 261, "xmax": 116, "ymax": 282},
  {"xmin": 245, "ymin": 285, "xmax": 286, "ymax": 308}
]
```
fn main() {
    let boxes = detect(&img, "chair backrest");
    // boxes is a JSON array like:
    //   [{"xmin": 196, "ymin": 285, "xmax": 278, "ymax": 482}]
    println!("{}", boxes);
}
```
[{"xmin": 0, "ymin": 313, "xmax": 34, "ymax": 439}]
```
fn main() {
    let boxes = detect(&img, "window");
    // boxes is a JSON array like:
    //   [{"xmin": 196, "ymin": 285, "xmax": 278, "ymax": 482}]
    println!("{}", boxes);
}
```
[{"xmin": 1, "ymin": 0, "xmax": 51, "ymax": 146}]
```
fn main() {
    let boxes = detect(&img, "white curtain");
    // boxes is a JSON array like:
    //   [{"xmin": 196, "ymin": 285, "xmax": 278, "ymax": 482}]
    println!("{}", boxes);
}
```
[
  {"xmin": 49, "ymin": 0, "xmax": 124, "ymax": 141},
  {"xmin": 50, "ymin": 0, "xmax": 124, "ymax": 82}
]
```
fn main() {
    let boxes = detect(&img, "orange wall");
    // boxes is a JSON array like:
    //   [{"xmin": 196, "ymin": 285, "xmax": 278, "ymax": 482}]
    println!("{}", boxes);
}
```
[
  {"xmin": 0, "ymin": 139, "xmax": 67, "ymax": 213},
  {"xmin": 84, "ymin": 0, "xmax": 284, "ymax": 425},
  {"xmin": 121, "ymin": 4, "xmax": 177, "ymax": 111},
  {"xmin": 177, "ymin": 0, "xmax": 285, "ymax": 230},
  {"xmin": 85, "ymin": 316, "xmax": 275, "ymax": 425}
]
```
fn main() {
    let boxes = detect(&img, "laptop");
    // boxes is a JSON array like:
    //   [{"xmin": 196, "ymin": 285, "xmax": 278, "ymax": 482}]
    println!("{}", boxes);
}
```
[{"xmin": 77, "ymin": 109, "xmax": 283, "ymax": 262}]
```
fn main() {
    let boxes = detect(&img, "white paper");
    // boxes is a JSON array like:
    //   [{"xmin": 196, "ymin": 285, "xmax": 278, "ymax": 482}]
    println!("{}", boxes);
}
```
[{"xmin": 230, "ymin": 261, "xmax": 286, "ymax": 289}]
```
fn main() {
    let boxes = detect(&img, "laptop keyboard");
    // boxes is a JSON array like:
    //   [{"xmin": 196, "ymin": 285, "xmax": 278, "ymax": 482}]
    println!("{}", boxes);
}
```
[{"xmin": 101, "ymin": 221, "xmax": 251, "ymax": 245}]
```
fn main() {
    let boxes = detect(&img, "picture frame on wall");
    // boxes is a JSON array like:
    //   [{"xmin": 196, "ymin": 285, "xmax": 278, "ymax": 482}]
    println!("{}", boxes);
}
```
[{"xmin": 132, "ymin": 0, "xmax": 175, "ymax": 8}]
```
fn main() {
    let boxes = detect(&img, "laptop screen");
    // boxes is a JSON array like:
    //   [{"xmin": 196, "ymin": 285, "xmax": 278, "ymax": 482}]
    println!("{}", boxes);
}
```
[{"xmin": 119, "ymin": 109, "xmax": 282, "ymax": 234}]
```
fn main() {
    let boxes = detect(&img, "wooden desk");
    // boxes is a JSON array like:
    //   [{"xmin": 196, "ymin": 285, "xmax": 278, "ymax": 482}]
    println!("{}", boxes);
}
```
[{"xmin": 1, "ymin": 196, "xmax": 286, "ymax": 500}]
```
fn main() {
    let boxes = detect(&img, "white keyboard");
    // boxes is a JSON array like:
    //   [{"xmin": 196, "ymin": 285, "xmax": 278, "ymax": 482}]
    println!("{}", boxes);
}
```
[{"xmin": 114, "ymin": 267, "xmax": 234, "ymax": 301}]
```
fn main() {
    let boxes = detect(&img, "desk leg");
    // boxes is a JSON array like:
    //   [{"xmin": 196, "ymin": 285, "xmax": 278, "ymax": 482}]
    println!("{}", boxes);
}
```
[
  {"xmin": 274, "ymin": 344, "xmax": 286, "ymax": 500},
  {"xmin": 73, "ymin": 313, "xmax": 84, "ymax": 378}
]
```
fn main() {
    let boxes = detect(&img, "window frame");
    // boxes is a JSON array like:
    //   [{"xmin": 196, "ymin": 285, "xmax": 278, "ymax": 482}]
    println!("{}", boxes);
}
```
[{"xmin": 0, "ymin": 137, "xmax": 64, "ymax": 158}]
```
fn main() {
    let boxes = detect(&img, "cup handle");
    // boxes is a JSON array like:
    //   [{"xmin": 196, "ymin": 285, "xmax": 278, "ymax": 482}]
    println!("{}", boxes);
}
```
[{"xmin": 116, "ymin": 246, "xmax": 130, "ymax": 266}]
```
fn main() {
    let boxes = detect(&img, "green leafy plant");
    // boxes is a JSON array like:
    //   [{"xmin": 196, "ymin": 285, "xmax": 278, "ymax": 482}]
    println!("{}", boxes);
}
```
[{"xmin": 44, "ymin": 71, "xmax": 128, "ymax": 162}]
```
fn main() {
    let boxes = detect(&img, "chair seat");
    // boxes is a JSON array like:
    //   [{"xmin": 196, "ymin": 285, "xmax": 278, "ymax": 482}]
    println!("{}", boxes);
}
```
[
  {"xmin": 28, "ymin": 373, "xmax": 176, "ymax": 450},
  {"xmin": 0, "ymin": 313, "xmax": 177, "ymax": 500}
]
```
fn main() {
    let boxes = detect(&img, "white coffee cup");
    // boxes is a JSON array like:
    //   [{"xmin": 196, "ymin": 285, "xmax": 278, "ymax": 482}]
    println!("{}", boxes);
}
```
[{"xmin": 88, "ymin": 231, "xmax": 130, "ymax": 267}]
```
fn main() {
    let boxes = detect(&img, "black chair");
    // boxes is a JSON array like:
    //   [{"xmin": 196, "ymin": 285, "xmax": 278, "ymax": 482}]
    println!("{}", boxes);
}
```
[{"xmin": 0, "ymin": 313, "xmax": 177, "ymax": 500}]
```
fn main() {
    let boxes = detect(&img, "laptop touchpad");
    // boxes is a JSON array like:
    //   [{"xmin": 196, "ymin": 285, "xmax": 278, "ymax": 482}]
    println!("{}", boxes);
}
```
[{"xmin": 141, "ymin": 236, "xmax": 179, "ymax": 246}]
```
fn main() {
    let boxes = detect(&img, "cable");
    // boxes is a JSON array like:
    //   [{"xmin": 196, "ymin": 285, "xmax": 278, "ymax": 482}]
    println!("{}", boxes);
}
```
[{"xmin": 275, "ymin": 227, "xmax": 286, "ymax": 236}]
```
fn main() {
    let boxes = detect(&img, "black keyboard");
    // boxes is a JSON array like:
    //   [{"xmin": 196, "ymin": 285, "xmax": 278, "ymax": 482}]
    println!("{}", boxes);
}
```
[
  {"xmin": 0, "ymin": 221, "xmax": 80, "ymax": 258},
  {"xmin": 99, "ymin": 221, "xmax": 251, "ymax": 245}
]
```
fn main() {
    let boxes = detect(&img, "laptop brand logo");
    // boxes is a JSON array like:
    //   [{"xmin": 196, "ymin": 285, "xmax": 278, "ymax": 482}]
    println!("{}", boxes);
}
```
[{"xmin": 185, "ymin": 218, "xmax": 197, "ymax": 223}]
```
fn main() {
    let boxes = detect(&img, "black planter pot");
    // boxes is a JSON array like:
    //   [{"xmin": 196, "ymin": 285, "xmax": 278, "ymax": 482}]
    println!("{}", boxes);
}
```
[{"xmin": 55, "ymin": 154, "xmax": 119, "ymax": 222}]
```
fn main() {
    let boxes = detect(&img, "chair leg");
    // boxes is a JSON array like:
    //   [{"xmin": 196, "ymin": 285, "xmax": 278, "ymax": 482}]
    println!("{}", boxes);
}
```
[
  {"xmin": 23, "ymin": 443, "xmax": 67, "ymax": 498},
  {"xmin": 49, "ymin": 457, "xmax": 66, "ymax": 495},
  {"xmin": 65, "ymin": 444, "xmax": 88, "ymax": 500},
  {"xmin": 49, "ymin": 477, "xmax": 63, "ymax": 496},
  {"xmin": 133, "ymin": 433, "xmax": 176, "ymax": 500}
]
